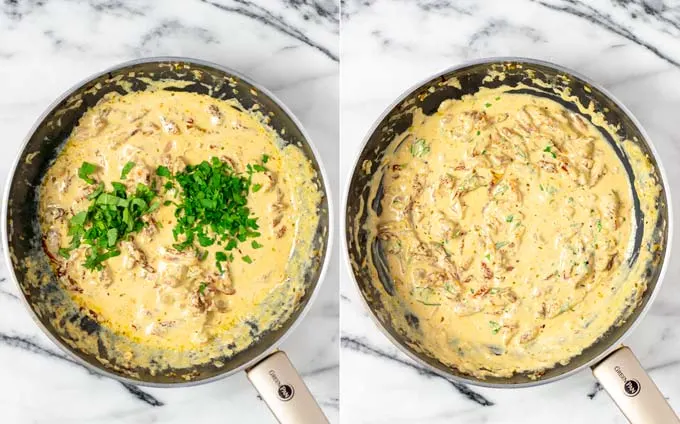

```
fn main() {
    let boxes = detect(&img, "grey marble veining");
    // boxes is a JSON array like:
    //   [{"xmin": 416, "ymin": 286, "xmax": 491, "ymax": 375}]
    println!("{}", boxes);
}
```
[
  {"xmin": 0, "ymin": 1, "xmax": 338, "ymax": 423},
  {"xmin": 340, "ymin": 1, "xmax": 680, "ymax": 423}
]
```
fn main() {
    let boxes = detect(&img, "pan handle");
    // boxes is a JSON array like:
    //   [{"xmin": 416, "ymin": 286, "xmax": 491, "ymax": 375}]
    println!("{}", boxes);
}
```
[
  {"xmin": 246, "ymin": 350, "xmax": 329, "ymax": 424},
  {"xmin": 592, "ymin": 346, "xmax": 679, "ymax": 424}
]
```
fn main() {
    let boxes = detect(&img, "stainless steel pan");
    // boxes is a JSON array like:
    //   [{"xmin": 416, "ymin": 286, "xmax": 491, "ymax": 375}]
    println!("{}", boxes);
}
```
[
  {"xmin": 3, "ymin": 57, "xmax": 332, "ymax": 424},
  {"xmin": 343, "ymin": 57, "xmax": 676, "ymax": 423}
]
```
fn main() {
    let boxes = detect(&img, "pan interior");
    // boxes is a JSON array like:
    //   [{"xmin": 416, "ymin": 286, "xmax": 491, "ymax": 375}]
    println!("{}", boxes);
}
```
[
  {"xmin": 6, "ymin": 60, "xmax": 330, "ymax": 385},
  {"xmin": 345, "ymin": 60, "xmax": 669, "ymax": 385}
]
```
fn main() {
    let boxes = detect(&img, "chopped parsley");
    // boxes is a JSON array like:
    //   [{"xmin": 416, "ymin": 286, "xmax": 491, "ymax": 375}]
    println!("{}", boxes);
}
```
[
  {"xmin": 120, "ymin": 161, "xmax": 135, "ymax": 179},
  {"xmin": 484, "ymin": 102, "xmax": 492, "ymax": 108},
  {"xmin": 505, "ymin": 215, "xmax": 514, "ymax": 223},
  {"xmin": 444, "ymin": 282, "xmax": 456, "ymax": 294},
  {"xmin": 156, "ymin": 156, "xmax": 266, "ymax": 272},
  {"xmin": 489, "ymin": 320, "xmax": 501, "ymax": 334},
  {"xmin": 198, "ymin": 282, "xmax": 207, "ymax": 294},
  {"xmin": 543, "ymin": 145, "xmax": 557, "ymax": 159},
  {"xmin": 156, "ymin": 166, "xmax": 172, "ymax": 178},
  {"xmin": 410, "ymin": 139, "xmax": 430, "ymax": 158},
  {"xmin": 596, "ymin": 219, "xmax": 602, "ymax": 232}
]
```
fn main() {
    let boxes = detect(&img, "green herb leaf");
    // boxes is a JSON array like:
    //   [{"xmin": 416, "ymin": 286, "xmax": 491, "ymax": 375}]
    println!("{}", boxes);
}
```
[
  {"xmin": 252, "ymin": 240, "xmax": 263, "ymax": 249},
  {"xmin": 121, "ymin": 162, "xmax": 135, "ymax": 179},
  {"xmin": 156, "ymin": 166, "xmax": 171, "ymax": 178},
  {"xmin": 505, "ymin": 215, "xmax": 514, "ymax": 223},
  {"xmin": 484, "ymin": 102, "xmax": 492, "ymax": 108},
  {"xmin": 197, "ymin": 233, "xmax": 214, "ymax": 247},
  {"xmin": 410, "ymin": 139, "xmax": 430, "ymax": 158},
  {"xmin": 107, "ymin": 228, "xmax": 118, "ymax": 247},
  {"xmin": 96, "ymin": 193, "xmax": 128, "ymax": 208},
  {"xmin": 489, "ymin": 320, "xmax": 501, "ymax": 334},
  {"xmin": 252, "ymin": 183, "xmax": 262, "ymax": 193},
  {"xmin": 78, "ymin": 162, "xmax": 97, "ymax": 184},
  {"xmin": 261, "ymin": 154, "xmax": 269, "ymax": 164},
  {"xmin": 83, "ymin": 248, "xmax": 120, "ymax": 270},
  {"xmin": 596, "ymin": 219, "xmax": 602, "ymax": 232},
  {"xmin": 87, "ymin": 183, "xmax": 105, "ymax": 200},
  {"xmin": 242, "ymin": 255, "xmax": 253, "ymax": 264},
  {"xmin": 198, "ymin": 282, "xmax": 207, "ymax": 294},
  {"xmin": 543, "ymin": 145, "xmax": 557, "ymax": 159},
  {"xmin": 71, "ymin": 211, "xmax": 88, "ymax": 227},
  {"xmin": 110, "ymin": 182, "xmax": 126, "ymax": 194},
  {"xmin": 147, "ymin": 200, "xmax": 161, "ymax": 213},
  {"xmin": 58, "ymin": 248, "xmax": 71, "ymax": 259}
]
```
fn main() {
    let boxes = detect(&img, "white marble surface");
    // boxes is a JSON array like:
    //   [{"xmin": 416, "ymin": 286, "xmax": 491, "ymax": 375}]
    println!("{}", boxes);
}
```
[
  {"xmin": 0, "ymin": 1, "xmax": 338, "ymax": 423},
  {"xmin": 340, "ymin": 1, "xmax": 680, "ymax": 423}
]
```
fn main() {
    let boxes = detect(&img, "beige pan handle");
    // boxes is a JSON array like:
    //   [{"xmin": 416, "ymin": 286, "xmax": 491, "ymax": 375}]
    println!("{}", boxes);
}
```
[
  {"xmin": 246, "ymin": 351, "xmax": 330, "ymax": 424},
  {"xmin": 592, "ymin": 346, "xmax": 679, "ymax": 424}
]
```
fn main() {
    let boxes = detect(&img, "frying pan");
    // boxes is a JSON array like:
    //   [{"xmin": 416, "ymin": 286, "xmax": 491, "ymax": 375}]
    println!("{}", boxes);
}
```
[
  {"xmin": 343, "ymin": 57, "xmax": 677, "ymax": 423},
  {"xmin": 2, "ymin": 57, "xmax": 332, "ymax": 424}
]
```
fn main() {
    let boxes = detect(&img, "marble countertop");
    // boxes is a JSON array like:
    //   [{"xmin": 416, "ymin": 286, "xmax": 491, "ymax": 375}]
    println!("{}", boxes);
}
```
[
  {"xmin": 0, "ymin": 1, "xmax": 338, "ymax": 423},
  {"xmin": 340, "ymin": 1, "xmax": 680, "ymax": 423}
]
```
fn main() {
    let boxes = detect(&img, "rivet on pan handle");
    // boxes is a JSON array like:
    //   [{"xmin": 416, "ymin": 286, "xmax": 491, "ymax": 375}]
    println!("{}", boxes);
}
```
[
  {"xmin": 592, "ymin": 346, "xmax": 679, "ymax": 424},
  {"xmin": 247, "ymin": 350, "xmax": 329, "ymax": 424}
]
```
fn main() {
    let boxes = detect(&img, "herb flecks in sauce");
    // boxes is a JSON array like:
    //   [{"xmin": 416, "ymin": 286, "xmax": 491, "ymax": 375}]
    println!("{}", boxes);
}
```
[
  {"xmin": 366, "ymin": 85, "xmax": 638, "ymax": 380},
  {"xmin": 410, "ymin": 139, "xmax": 430, "ymax": 157}
]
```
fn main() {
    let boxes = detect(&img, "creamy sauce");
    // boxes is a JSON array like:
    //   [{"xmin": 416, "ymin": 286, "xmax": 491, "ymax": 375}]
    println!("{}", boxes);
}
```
[
  {"xmin": 363, "ymin": 84, "xmax": 659, "ymax": 378},
  {"xmin": 38, "ymin": 87, "xmax": 321, "ymax": 362}
]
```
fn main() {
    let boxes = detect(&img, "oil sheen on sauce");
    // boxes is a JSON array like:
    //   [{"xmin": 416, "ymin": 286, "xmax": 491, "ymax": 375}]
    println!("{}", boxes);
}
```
[
  {"xmin": 38, "ymin": 87, "xmax": 321, "ymax": 365},
  {"xmin": 364, "ymin": 85, "xmax": 659, "ymax": 379}
]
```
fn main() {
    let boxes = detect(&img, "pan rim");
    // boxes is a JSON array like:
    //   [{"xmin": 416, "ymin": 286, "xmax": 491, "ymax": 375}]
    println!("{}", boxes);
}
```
[
  {"xmin": 2, "ymin": 55, "xmax": 335, "ymax": 388},
  {"xmin": 341, "ymin": 55, "xmax": 674, "ymax": 388}
]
